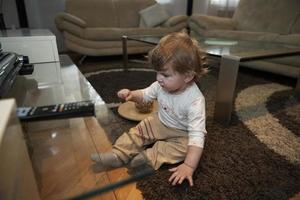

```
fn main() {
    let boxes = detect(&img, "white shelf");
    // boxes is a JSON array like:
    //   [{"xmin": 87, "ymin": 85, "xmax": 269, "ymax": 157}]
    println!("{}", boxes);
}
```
[{"xmin": 0, "ymin": 29, "xmax": 59, "ymax": 64}]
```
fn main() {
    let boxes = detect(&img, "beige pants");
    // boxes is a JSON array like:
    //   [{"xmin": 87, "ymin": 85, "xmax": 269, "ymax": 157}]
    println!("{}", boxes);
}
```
[{"xmin": 112, "ymin": 114, "xmax": 188, "ymax": 170}]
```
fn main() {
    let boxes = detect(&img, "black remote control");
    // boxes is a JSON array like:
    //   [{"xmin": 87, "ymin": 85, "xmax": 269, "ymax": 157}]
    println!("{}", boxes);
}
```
[{"xmin": 17, "ymin": 101, "xmax": 95, "ymax": 122}]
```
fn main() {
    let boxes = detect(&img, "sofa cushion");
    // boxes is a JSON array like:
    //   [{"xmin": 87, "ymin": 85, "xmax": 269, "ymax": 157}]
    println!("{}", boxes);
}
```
[
  {"xmin": 233, "ymin": 0, "xmax": 300, "ymax": 34},
  {"xmin": 275, "ymin": 34, "xmax": 300, "ymax": 46},
  {"xmin": 139, "ymin": 3, "xmax": 170, "ymax": 27},
  {"xmin": 290, "ymin": 14, "xmax": 300, "ymax": 34},
  {"xmin": 65, "ymin": 39, "xmax": 154, "ymax": 56},
  {"xmin": 240, "ymin": 60, "xmax": 300, "ymax": 78},
  {"xmin": 139, "ymin": 18, "xmax": 147, "ymax": 28},
  {"xmin": 64, "ymin": 32, "xmax": 155, "ymax": 48},
  {"xmin": 203, "ymin": 30, "xmax": 279, "ymax": 42},
  {"xmin": 76, "ymin": 26, "xmax": 183, "ymax": 40},
  {"xmin": 116, "ymin": 0, "xmax": 156, "ymax": 28},
  {"xmin": 162, "ymin": 15, "xmax": 188, "ymax": 27},
  {"xmin": 189, "ymin": 15, "xmax": 237, "ymax": 30},
  {"xmin": 66, "ymin": 0, "xmax": 118, "ymax": 27}
]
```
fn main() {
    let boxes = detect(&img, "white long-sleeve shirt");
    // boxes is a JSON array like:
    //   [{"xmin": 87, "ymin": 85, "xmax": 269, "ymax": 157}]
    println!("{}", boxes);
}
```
[{"xmin": 142, "ymin": 81, "xmax": 207, "ymax": 148}]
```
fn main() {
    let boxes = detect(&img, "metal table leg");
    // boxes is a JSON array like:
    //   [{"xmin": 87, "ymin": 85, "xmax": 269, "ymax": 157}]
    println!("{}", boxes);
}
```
[
  {"xmin": 122, "ymin": 35, "xmax": 128, "ymax": 71},
  {"xmin": 78, "ymin": 55, "xmax": 87, "ymax": 65},
  {"xmin": 295, "ymin": 72, "xmax": 300, "ymax": 99},
  {"xmin": 214, "ymin": 55, "xmax": 241, "ymax": 125}
]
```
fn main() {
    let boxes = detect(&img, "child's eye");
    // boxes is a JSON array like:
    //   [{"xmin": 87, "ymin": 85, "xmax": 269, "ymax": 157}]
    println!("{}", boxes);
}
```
[{"xmin": 156, "ymin": 70, "xmax": 171, "ymax": 78}]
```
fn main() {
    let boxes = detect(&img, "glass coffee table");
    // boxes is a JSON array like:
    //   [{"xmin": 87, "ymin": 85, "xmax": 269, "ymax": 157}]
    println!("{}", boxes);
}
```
[
  {"xmin": 122, "ymin": 35, "xmax": 300, "ymax": 125},
  {"xmin": 4, "ymin": 55, "xmax": 154, "ymax": 199}
]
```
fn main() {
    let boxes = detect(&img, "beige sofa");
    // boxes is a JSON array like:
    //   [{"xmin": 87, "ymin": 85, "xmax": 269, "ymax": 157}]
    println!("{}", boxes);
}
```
[
  {"xmin": 55, "ymin": 0, "xmax": 188, "ymax": 57},
  {"xmin": 188, "ymin": 0, "xmax": 300, "ymax": 78}
]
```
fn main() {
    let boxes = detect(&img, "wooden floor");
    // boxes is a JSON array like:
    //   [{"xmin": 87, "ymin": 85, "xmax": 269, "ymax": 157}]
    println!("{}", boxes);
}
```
[{"xmin": 27, "ymin": 116, "xmax": 144, "ymax": 200}]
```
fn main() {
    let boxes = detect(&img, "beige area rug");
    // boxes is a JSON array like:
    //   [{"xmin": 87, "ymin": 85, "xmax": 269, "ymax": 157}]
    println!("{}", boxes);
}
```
[{"xmin": 83, "ymin": 64, "xmax": 300, "ymax": 200}]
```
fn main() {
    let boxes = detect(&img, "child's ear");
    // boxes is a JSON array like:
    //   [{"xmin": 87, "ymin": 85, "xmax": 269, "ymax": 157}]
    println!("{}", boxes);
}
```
[{"xmin": 184, "ymin": 71, "xmax": 195, "ymax": 83}]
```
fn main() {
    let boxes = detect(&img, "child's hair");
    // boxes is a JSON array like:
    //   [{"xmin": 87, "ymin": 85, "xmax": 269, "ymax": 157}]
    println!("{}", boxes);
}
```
[{"xmin": 148, "ymin": 31, "xmax": 208, "ymax": 80}]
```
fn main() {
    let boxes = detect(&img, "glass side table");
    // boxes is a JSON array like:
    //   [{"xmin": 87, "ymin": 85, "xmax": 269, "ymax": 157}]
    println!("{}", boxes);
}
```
[
  {"xmin": 4, "ymin": 55, "xmax": 154, "ymax": 199},
  {"xmin": 122, "ymin": 35, "xmax": 300, "ymax": 125}
]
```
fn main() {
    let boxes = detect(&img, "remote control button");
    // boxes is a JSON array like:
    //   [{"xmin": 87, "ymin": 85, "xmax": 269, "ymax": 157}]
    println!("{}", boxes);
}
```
[
  {"xmin": 59, "ymin": 104, "xmax": 64, "ymax": 112},
  {"xmin": 29, "ymin": 107, "xmax": 37, "ymax": 115}
]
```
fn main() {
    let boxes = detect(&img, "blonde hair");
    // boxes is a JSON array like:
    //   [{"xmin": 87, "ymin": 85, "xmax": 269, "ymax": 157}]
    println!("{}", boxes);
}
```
[{"xmin": 149, "ymin": 32, "xmax": 208, "ymax": 80}]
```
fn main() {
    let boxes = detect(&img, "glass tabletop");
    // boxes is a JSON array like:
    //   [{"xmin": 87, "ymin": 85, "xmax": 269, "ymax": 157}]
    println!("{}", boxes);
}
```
[
  {"xmin": 3, "ymin": 55, "xmax": 154, "ymax": 199},
  {"xmin": 195, "ymin": 36, "xmax": 300, "ymax": 60},
  {"xmin": 127, "ymin": 35, "xmax": 300, "ymax": 60},
  {"xmin": 126, "ymin": 35, "xmax": 162, "ymax": 45}
]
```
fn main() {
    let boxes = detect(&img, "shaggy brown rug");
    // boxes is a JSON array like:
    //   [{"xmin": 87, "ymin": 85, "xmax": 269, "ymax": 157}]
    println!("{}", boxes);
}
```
[{"xmin": 85, "ymin": 67, "xmax": 300, "ymax": 200}]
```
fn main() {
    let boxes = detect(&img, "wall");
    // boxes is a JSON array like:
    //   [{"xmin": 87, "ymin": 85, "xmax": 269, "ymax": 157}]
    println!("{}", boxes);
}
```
[
  {"xmin": 24, "ymin": 0, "xmax": 65, "ymax": 51},
  {"xmin": 2, "ymin": 0, "xmax": 209, "ymax": 52},
  {"xmin": 194, "ymin": 0, "xmax": 210, "ymax": 15},
  {"xmin": 2, "ymin": 0, "xmax": 19, "ymax": 29}
]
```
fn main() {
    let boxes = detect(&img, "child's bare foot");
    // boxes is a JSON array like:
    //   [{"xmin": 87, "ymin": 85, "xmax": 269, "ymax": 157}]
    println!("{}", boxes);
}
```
[{"xmin": 91, "ymin": 152, "xmax": 123, "ymax": 173}]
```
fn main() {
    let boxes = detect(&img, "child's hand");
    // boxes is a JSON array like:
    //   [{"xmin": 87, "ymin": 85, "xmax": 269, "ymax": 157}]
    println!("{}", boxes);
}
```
[
  {"xmin": 117, "ymin": 89, "xmax": 132, "ymax": 101},
  {"xmin": 168, "ymin": 163, "xmax": 194, "ymax": 187}
]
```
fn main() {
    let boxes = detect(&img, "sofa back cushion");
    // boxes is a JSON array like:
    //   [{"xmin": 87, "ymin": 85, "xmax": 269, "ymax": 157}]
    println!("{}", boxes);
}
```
[
  {"xmin": 65, "ymin": 0, "xmax": 118, "ymax": 27},
  {"xmin": 290, "ymin": 15, "xmax": 300, "ymax": 34},
  {"xmin": 115, "ymin": 0, "xmax": 156, "ymax": 28},
  {"xmin": 139, "ymin": 3, "xmax": 170, "ymax": 27},
  {"xmin": 233, "ymin": 0, "xmax": 300, "ymax": 34}
]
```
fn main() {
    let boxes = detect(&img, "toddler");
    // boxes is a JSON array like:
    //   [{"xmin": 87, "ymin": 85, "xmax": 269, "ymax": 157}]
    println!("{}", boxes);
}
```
[{"xmin": 91, "ymin": 32, "xmax": 208, "ymax": 186}]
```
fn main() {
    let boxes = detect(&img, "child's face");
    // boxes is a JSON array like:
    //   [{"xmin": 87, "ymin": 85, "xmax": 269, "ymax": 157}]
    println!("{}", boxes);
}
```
[{"xmin": 156, "ymin": 65, "xmax": 192, "ymax": 93}]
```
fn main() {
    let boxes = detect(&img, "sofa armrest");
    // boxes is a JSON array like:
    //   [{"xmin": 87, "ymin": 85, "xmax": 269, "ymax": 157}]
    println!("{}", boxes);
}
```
[
  {"xmin": 189, "ymin": 14, "xmax": 236, "ymax": 30},
  {"xmin": 162, "ymin": 15, "xmax": 188, "ymax": 27},
  {"xmin": 55, "ymin": 12, "xmax": 87, "ymax": 29}
]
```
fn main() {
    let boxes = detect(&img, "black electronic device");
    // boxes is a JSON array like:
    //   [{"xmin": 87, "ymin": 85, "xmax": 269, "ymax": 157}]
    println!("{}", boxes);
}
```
[
  {"xmin": 19, "ymin": 63, "xmax": 34, "ymax": 75},
  {"xmin": 0, "ymin": 52, "xmax": 23, "ymax": 97},
  {"xmin": 0, "ymin": 53, "xmax": 20, "ymax": 84},
  {"xmin": 17, "ymin": 101, "xmax": 95, "ymax": 122},
  {"xmin": 18, "ymin": 55, "xmax": 29, "ymax": 64},
  {"xmin": 0, "ymin": 52, "xmax": 34, "ymax": 98}
]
